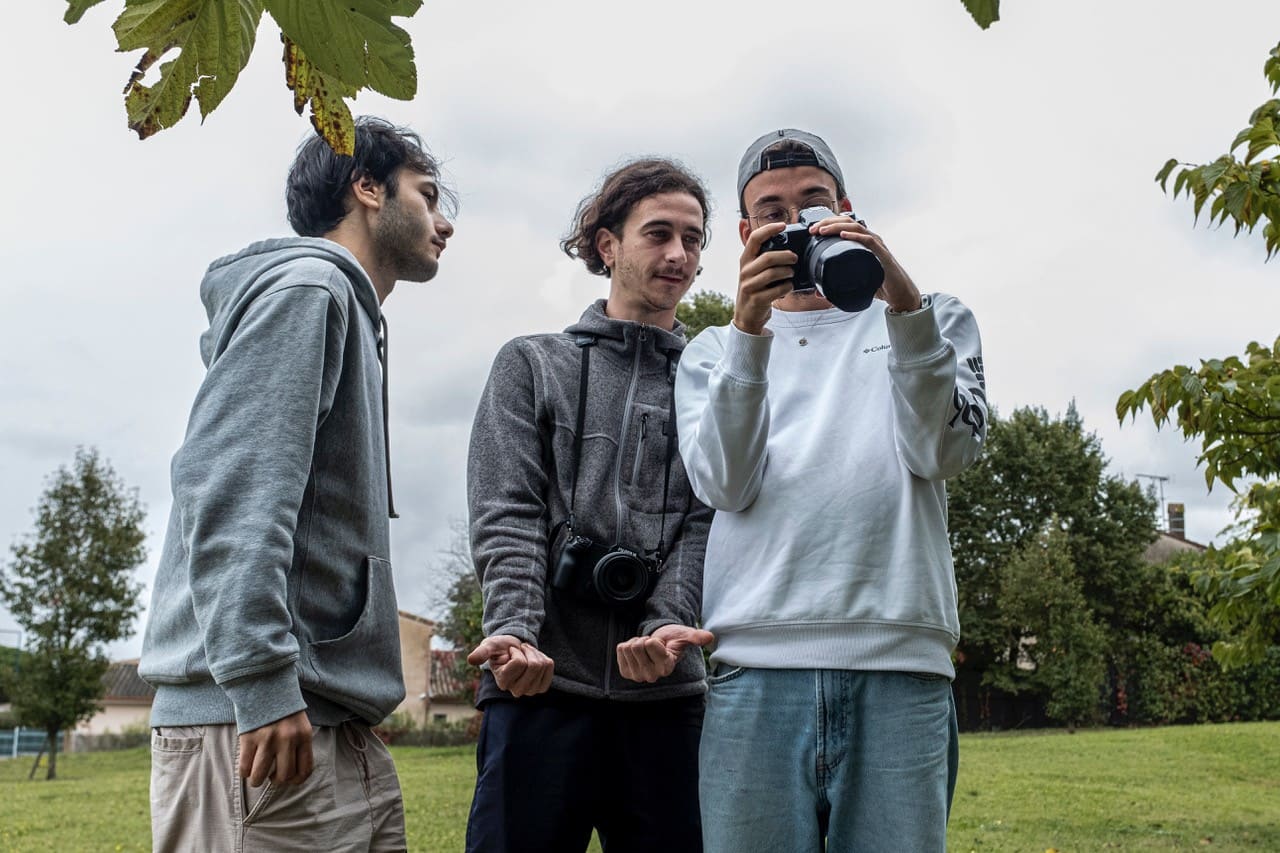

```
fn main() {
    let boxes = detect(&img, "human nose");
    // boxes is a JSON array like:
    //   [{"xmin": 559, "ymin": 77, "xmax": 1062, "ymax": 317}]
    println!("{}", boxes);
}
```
[
  {"xmin": 664, "ymin": 238, "xmax": 688, "ymax": 264},
  {"xmin": 436, "ymin": 214, "xmax": 455, "ymax": 239}
]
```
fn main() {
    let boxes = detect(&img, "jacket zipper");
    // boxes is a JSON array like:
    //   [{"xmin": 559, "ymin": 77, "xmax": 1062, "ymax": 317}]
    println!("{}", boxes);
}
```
[
  {"xmin": 613, "ymin": 325, "xmax": 646, "ymax": 545},
  {"xmin": 630, "ymin": 412, "xmax": 649, "ymax": 484}
]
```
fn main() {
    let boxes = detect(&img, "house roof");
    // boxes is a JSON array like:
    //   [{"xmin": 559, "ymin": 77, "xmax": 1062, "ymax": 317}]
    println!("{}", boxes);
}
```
[
  {"xmin": 398, "ymin": 610, "xmax": 437, "ymax": 628},
  {"xmin": 1143, "ymin": 531, "xmax": 1207, "ymax": 564},
  {"xmin": 430, "ymin": 650, "xmax": 474, "ymax": 702},
  {"xmin": 102, "ymin": 659, "xmax": 156, "ymax": 704}
]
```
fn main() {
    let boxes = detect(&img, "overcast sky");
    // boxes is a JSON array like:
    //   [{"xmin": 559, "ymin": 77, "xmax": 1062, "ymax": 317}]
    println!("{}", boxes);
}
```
[{"xmin": 3, "ymin": 1, "xmax": 1279, "ymax": 658}]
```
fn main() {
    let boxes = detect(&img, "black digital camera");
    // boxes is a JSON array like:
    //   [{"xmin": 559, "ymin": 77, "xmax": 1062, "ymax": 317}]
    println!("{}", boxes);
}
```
[
  {"xmin": 549, "ymin": 522, "xmax": 658, "ymax": 608},
  {"xmin": 761, "ymin": 205, "xmax": 885, "ymax": 312}
]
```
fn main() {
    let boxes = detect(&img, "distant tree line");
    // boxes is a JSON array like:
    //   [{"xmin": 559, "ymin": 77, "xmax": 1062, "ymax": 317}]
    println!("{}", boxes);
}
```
[{"xmin": 950, "ymin": 405, "xmax": 1280, "ymax": 731}]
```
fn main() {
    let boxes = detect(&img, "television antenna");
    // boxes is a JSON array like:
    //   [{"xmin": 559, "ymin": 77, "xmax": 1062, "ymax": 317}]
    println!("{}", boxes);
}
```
[{"xmin": 1135, "ymin": 473, "xmax": 1170, "ymax": 530}]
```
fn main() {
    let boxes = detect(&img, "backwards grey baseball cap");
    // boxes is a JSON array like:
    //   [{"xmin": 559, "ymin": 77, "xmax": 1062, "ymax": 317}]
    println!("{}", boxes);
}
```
[{"xmin": 736, "ymin": 128, "xmax": 846, "ymax": 214}]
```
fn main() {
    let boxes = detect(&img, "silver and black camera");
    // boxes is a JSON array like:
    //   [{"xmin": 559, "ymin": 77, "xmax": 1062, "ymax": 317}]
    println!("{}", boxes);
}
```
[
  {"xmin": 761, "ymin": 205, "xmax": 885, "ymax": 312},
  {"xmin": 549, "ymin": 523, "xmax": 658, "ymax": 608}
]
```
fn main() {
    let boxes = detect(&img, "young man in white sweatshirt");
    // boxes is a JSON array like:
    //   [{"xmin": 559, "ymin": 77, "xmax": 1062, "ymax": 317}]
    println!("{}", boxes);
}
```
[{"xmin": 674, "ymin": 128, "xmax": 987, "ymax": 852}]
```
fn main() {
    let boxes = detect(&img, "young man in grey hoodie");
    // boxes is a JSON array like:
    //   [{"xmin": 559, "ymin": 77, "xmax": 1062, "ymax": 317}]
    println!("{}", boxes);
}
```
[
  {"xmin": 138, "ymin": 117, "xmax": 454, "ymax": 852},
  {"xmin": 464, "ymin": 158, "xmax": 715, "ymax": 852}
]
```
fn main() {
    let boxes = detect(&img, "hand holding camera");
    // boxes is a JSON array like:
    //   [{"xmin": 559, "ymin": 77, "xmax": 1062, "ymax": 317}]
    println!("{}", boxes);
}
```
[
  {"xmin": 759, "ymin": 206, "xmax": 885, "ymax": 313},
  {"xmin": 734, "ymin": 221, "xmax": 798, "ymax": 335},
  {"xmin": 807, "ymin": 214, "xmax": 921, "ymax": 314}
]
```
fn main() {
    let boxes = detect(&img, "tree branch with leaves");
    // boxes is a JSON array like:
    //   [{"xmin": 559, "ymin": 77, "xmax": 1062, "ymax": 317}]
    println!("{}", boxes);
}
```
[
  {"xmin": 64, "ymin": 0, "xmax": 422, "ymax": 154},
  {"xmin": 1156, "ymin": 44, "xmax": 1280, "ymax": 260}
]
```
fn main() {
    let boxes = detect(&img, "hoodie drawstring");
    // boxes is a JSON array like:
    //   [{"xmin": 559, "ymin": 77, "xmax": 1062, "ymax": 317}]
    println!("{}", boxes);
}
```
[{"xmin": 378, "ymin": 316, "xmax": 399, "ymax": 519}]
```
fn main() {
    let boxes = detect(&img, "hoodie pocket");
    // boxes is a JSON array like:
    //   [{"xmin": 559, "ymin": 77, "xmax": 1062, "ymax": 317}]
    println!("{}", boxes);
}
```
[{"xmin": 302, "ymin": 556, "xmax": 405, "ymax": 722}]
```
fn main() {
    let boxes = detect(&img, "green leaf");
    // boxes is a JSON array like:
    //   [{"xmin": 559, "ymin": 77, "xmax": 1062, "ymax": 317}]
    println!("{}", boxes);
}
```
[
  {"xmin": 1156, "ymin": 158, "xmax": 1178, "ymax": 191},
  {"xmin": 64, "ymin": 0, "xmax": 108, "ymax": 24},
  {"xmin": 281, "ymin": 35, "xmax": 358, "ymax": 155},
  {"xmin": 961, "ymin": 0, "xmax": 1000, "ymax": 28},
  {"xmin": 114, "ymin": 0, "xmax": 265, "ymax": 138},
  {"xmin": 265, "ymin": 0, "xmax": 420, "ymax": 101}
]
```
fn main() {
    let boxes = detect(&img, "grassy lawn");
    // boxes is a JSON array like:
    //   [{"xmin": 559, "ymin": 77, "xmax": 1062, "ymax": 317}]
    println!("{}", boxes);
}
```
[{"xmin": 0, "ymin": 721, "xmax": 1276, "ymax": 851}]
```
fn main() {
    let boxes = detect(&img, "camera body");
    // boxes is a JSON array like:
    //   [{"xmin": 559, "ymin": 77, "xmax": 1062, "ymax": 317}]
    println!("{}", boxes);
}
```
[
  {"xmin": 549, "ymin": 524, "xmax": 658, "ymax": 608},
  {"xmin": 760, "ymin": 205, "xmax": 886, "ymax": 312}
]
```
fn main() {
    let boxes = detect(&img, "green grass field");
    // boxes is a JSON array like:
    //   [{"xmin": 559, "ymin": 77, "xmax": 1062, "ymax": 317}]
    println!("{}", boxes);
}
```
[{"xmin": 1, "ymin": 722, "xmax": 1277, "ymax": 851}]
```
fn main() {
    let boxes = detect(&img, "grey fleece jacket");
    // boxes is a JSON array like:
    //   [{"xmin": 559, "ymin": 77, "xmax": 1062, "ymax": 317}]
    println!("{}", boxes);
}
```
[
  {"xmin": 139, "ymin": 237, "xmax": 405, "ymax": 733},
  {"xmin": 468, "ymin": 300, "xmax": 711, "ymax": 704}
]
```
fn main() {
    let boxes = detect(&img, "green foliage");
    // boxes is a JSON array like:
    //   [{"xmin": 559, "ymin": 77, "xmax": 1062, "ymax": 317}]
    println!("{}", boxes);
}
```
[
  {"xmin": 675, "ymin": 290, "xmax": 734, "ymax": 339},
  {"xmin": 950, "ymin": 405, "xmax": 1156, "ymax": 666},
  {"xmin": 114, "ymin": 0, "xmax": 264, "ymax": 140},
  {"xmin": 1119, "ymin": 338, "xmax": 1280, "ymax": 666},
  {"xmin": 0, "ymin": 448, "xmax": 146, "ymax": 779},
  {"xmin": 65, "ymin": 0, "xmax": 423, "ymax": 154},
  {"xmin": 1156, "ymin": 42, "xmax": 1280, "ymax": 260},
  {"xmin": 986, "ymin": 523, "xmax": 1108, "ymax": 729},
  {"xmin": 961, "ymin": 0, "xmax": 1000, "ymax": 29}
]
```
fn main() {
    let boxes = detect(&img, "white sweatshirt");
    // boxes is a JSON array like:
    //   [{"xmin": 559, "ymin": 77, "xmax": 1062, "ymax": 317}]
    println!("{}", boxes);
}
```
[{"xmin": 674, "ymin": 294, "xmax": 986, "ymax": 677}]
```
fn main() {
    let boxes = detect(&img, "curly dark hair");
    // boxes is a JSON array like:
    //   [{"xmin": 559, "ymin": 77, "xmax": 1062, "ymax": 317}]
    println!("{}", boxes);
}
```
[
  {"xmin": 561, "ymin": 158, "xmax": 712, "ymax": 277},
  {"xmin": 286, "ymin": 116, "xmax": 457, "ymax": 238}
]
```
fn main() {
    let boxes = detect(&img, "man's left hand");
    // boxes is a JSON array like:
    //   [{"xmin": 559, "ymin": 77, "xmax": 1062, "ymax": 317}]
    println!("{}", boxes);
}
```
[
  {"xmin": 812, "ymin": 215, "xmax": 922, "ymax": 313},
  {"xmin": 617, "ymin": 624, "xmax": 715, "ymax": 683}
]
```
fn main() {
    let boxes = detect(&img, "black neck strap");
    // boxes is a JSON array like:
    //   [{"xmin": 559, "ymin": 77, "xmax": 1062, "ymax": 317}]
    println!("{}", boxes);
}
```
[{"xmin": 566, "ymin": 334, "xmax": 679, "ymax": 562}]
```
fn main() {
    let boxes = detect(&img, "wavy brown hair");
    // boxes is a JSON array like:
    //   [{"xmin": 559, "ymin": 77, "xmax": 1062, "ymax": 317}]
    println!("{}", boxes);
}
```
[{"xmin": 561, "ymin": 158, "xmax": 712, "ymax": 277}]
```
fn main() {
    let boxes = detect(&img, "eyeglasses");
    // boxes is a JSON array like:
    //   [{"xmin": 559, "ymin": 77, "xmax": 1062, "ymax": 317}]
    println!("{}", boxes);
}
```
[{"xmin": 748, "ymin": 198, "xmax": 838, "ymax": 225}]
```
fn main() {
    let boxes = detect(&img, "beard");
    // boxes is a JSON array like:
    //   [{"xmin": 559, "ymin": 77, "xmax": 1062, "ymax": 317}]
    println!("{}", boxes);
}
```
[{"xmin": 372, "ymin": 193, "xmax": 439, "ymax": 283}]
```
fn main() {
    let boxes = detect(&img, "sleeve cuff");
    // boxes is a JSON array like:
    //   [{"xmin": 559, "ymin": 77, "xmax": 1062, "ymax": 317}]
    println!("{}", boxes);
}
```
[
  {"xmin": 222, "ymin": 663, "xmax": 307, "ymax": 734},
  {"xmin": 886, "ymin": 294, "xmax": 945, "ymax": 363},
  {"xmin": 721, "ymin": 323, "xmax": 773, "ymax": 384}
]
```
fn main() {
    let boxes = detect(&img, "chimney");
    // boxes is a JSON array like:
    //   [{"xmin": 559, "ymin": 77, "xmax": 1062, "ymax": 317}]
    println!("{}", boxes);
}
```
[{"xmin": 1167, "ymin": 502, "xmax": 1186, "ymax": 540}]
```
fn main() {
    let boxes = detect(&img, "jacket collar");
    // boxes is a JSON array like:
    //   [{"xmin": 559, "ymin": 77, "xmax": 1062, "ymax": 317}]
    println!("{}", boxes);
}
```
[{"xmin": 564, "ymin": 299, "xmax": 687, "ymax": 360}]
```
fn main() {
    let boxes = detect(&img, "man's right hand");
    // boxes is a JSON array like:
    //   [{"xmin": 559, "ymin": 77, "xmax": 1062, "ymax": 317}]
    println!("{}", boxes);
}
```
[
  {"xmin": 468, "ymin": 634, "xmax": 555, "ymax": 697},
  {"xmin": 734, "ymin": 222, "xmax": 797, "ymax": 336},
  {"xmin": 238, "ymin": 709, "xmax": 314, "ymax": 787}
]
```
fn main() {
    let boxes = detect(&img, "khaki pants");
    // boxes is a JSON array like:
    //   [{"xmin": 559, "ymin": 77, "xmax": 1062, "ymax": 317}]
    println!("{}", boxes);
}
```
[{"xmin": 150, "ymin": 721, "xmax": 406, "ymax": 853}]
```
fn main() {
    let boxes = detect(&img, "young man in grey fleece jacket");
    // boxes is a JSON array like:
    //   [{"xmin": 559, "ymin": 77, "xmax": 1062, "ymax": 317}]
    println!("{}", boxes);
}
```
[
  {"xmin": 464, "ymin": 159, "xmax": 715, "ymax": 853},
  {"xmin": 138, "ymin": 117, "xmax": 454, "ymax": 852}
]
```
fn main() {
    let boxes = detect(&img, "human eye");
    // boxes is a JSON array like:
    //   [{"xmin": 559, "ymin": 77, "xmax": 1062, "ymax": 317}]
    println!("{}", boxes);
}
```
[{"xmin": 755, "ymin": 206, "xmax": 785, "ymax": 224}]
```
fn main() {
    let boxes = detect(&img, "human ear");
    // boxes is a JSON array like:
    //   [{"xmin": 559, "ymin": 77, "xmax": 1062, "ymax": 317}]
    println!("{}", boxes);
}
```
[{"xmin": 595, "ymin": 227, "xmax": 617, "ymax": 269}]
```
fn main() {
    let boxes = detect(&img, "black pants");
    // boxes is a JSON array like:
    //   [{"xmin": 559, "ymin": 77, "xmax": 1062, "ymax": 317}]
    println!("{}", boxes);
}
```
[{"xmin": 465, "ymin": 691, "xmax": 704, "ymax": 853}]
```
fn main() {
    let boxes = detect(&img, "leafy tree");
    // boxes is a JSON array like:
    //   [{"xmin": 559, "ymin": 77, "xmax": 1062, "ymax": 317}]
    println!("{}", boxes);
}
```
[
  {"xmin": 1156, "ymin": 44, "xmax": 1280, "ymax": 260},
  {"xmin": 948, "ymin": 405, "xmax": 1157, "ymax": 727},
  {"xmin": 62, "ymin": 0, "xmax": 423, "ymax": 154},
  {"xmin": 0, "ymin": 448, "xmax": 146, "ymax": 780},
  {"xmin": 988, "ymin": 522, "xmax": 1108, "ymax": 730},
  {"xmin": 1118, "ymin": 340, "xmax": 1280, "ymax": 667},
  {"xmin": 676, "ymin": 290, "xmax": 734, "ymax": 339}
]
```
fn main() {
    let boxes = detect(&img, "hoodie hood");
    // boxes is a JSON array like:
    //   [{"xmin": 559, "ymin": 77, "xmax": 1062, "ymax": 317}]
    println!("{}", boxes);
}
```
[
  {"xmin": 198, "ymin": 237, "xmax": 381, "ymax": 366},
  {"xmin": 565, "ymin": 299, "xmax": 689, "ymax": 360}
]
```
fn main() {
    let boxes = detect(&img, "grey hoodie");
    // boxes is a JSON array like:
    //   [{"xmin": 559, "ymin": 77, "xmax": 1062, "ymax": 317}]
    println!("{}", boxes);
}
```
[
  {"xmin": 139, "ymin": 237, "xmax": 405, "ymax": 733},
  {"xmin": 468, "ymin": 300, "xmax": 711, "ymax": 704}
]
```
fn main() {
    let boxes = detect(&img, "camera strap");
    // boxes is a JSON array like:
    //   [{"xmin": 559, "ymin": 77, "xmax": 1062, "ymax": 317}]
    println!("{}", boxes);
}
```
[{"xmin": 565, "ymin": 333, "xmax": 679, "ymax": 563}]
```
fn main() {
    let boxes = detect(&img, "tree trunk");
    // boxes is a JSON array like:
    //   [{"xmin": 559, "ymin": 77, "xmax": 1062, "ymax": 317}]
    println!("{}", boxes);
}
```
[
  {"xmin": 26, "ymin": 740, "xmax": 45, "ymax": 781},
  {"xmin": 46, "ymin": 729, "xmax": 58, "ymax": 780}
]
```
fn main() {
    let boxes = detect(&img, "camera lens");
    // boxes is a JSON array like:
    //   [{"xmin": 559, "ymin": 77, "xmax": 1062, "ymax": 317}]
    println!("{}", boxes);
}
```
[
  {"xmin": 593, "ymin": 550, "xmax": 649, "ymax": 605},
  {"xmin": 811, "ymin": 239, "xmax": 884, "ymax": 312}
]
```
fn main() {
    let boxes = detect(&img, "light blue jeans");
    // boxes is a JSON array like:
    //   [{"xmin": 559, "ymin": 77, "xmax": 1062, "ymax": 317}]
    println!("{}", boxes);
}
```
[{"xmin": 699, "ymin": 667, "xmax": 958, "ymax": 853}]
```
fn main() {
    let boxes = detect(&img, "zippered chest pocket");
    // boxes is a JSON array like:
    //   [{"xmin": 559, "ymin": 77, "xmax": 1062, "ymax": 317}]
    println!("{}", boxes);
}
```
[{"xmin": 623, "ymin": 401, "xmax": 677, "ymax": 510}]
